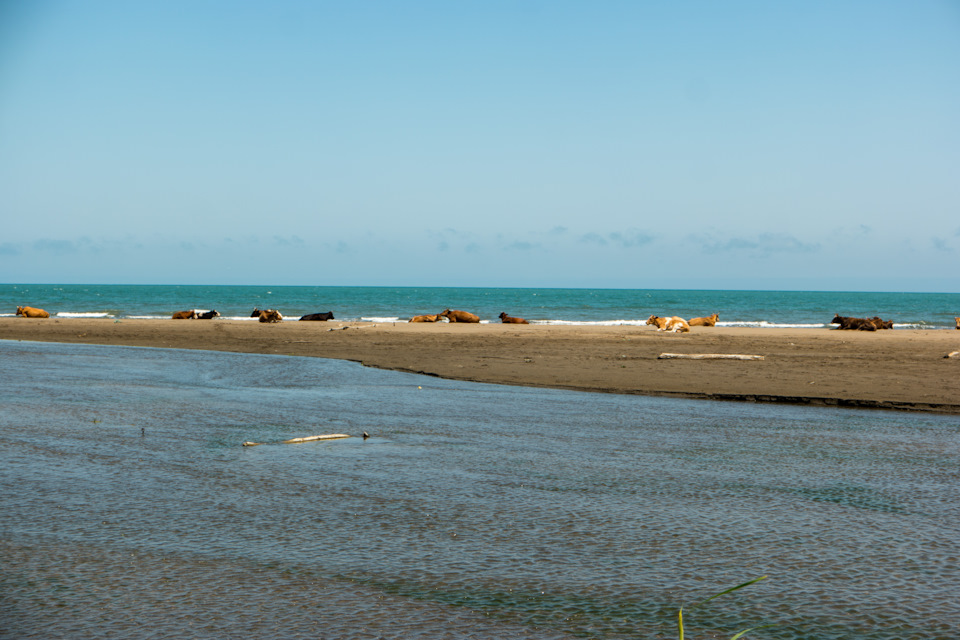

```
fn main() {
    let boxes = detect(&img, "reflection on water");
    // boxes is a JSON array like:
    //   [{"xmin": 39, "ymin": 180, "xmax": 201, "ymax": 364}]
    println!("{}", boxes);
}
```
[{"xmin": 1, "ymin": 341, "xmax": 958, "ymax": 639}]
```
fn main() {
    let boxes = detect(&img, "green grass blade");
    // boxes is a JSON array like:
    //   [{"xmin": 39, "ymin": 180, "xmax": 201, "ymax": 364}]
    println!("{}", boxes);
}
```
[
  {"xmin": 729, "ymin": 623, "xmax": 778, "ymax": 640},
  {"xmin": 695, "ymin": 575, "xmax": 768, "ymax": 608},
  {"xmin": 678, "ymin": 606, "xmax": 685, "ymax": 640}
]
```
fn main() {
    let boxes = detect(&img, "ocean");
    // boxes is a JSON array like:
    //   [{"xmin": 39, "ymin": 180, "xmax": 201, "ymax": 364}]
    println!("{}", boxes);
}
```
[
  {"xmin": 2, "ymin": 283, "xmax": 959, "ymax": 328},
  {"xmin": 1, "ymin": 340, "xmax": 958, "ymax": 639}
]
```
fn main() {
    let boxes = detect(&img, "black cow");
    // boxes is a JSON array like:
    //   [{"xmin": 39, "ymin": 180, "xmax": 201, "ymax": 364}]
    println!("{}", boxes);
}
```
[
  {"xmin": 831, "ymin": 314, "xmax": 893, "ymax": 331},
  {"xmin": 197, "ymin": 310, "xmax": 220, "ymax": 319},
  {"xmin": 300, "ymin": 311, "xmax": 335, "ymax": 321}
]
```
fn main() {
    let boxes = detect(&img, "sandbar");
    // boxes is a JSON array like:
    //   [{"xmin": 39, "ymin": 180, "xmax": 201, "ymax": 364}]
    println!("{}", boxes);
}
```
[{"xmin": 2, "ymin": 318, "xmax": 959, "ymax": 413}]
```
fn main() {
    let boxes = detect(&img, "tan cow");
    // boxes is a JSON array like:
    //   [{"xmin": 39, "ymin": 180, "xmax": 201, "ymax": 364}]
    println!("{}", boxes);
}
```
[
  {"xmin": 409, "ymin": 314, "xmax": 441, "ymax": 323},
  {"xmin": 258, "ymin": 309, "xmax": 283, "ymax": 323},
  {"xmin": 15, "ymin": 306, "xmax": 50, "ymax": 318},
  {"xmin": 498, "ymin": 312, "xmax": 529, "ymax": 324},
  {"xmin": 688, "ymin": 313, "xmax": 719, "ymax": 327},
  {"xmin": 955, "ymin": 316, "xmax": 959, "ymax": 330},
  {"xmin": 646, "ymin": 314, "xmax": 690, "ymax": 333},
  {"xmin": 172, "ymin": 310, "xmax": 198, "ymax": 319},
  {"xmin": 439, "ymin": 309, "xmax": 480, "ymax": 323}
]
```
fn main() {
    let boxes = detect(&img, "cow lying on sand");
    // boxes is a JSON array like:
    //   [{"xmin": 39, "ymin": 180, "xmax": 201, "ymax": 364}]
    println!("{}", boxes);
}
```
[
  {"xmin": 646, "ymin": 315, "xmax": 690, "ymax": 333},
  {"xmin": 252, "ymin": 308, "xmax": 283, "ymax": 323},
  {"xmin": 688, "ymin": 313, "xmax": 719, "ymax": 327},
  {"xmin": 409, "ymin": 314, "xmax": 441, "ymax": 323},
  {"xmin": 498, "ymin": 312, "xmax": 529, "ymax": 324},
  {"xmin": 440, "ymin": 309, "xmax": 480, "ymax": 323},
  {"xmin": 831, "ymin": 314, "xmax": 893, "ymax": 331},
  {"xmin": 172, "ymin": 310, "xmax": 198, "ymax": 319},
  {"xmin": 16, "ymin": 306, "xmax": 50, "ymax": 318},
  {"xmin": 300, "ymin": 312, "xmax": 334, "ymax": 321},
  {"xmin": 197, "ymin": 310, "xmax": 219, "ymax": 319},
  {"xmin": 955, "ymin": 316, "xmax": 959, "ymax": 330}
]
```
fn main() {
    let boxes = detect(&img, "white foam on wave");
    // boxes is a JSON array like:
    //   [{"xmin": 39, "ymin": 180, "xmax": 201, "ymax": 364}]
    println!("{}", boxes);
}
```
[
  {"xmin": 56, "ymin": 312, "xmax": 114, "ymax": 318},
  {"xmin": 361, "ymin": 317, "xmax": 402, "ymax": 323},
  {"xmin": 717, "ymin": 321, "xmax": 827, "ymax": 329},
  {"xmin": 536, "ymin": 319, "xmax": 650, "ymax": 326}
]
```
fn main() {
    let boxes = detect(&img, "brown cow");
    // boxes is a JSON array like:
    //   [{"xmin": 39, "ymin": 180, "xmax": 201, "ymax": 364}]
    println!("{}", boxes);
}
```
[
  {"xmin": 498, "ymin": 312, "xmax": 529, "ymax": 324},
  {"xmin": 172, "ymin": 310, "xmax": 198, "ymax": 319},
  {"xmin": 15, "ymin": 306, "xmax": 50, "ymax": 318},
  {"xmin": 831, "ymin": 314, "xmax": 892, "ymax": 331},
  {"xmin": 439, "ymin": 309, "xmax": 480, "ymax": 323},
  {"xmin": 409, "ymin": 314, "xmax": 441, "ymax": 323},
  {"xmin": 955, "ymin": 316, "xmax": 959, "ymax": 330},
  {"xmin": 258, "ymin": 309, "xmax": 283, "ymax": 323},
  {"xmin": 646, "ymin": 314, "xmax": 690, "ymax": 333},
  {"xmin": 688, "ymin": 313, "xmax": 719, "ymax": 327}
]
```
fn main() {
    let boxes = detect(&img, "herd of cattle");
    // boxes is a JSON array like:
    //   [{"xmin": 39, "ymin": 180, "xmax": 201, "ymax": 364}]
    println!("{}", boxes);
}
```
[{"xmin": 11, "ymin": 305, "xmax": 960, "ymax": 331}]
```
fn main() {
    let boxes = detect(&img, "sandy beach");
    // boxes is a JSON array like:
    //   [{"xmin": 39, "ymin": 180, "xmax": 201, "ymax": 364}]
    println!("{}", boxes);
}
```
[{"xmin": 2, "ymin": 317, "xmax": 958, "ymax": 413}]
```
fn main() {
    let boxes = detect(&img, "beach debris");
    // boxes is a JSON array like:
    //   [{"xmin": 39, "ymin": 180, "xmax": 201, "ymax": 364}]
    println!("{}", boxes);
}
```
[
  {"xmin": 242, "ymin": 433, "xmax": 352, "ymax": 447},
  {"xmin": 328, "ymin": 324, "xmax": 377, "ymax": 332},
  {"xmin": 945, "ymin": 350, "xmax": 960, "ymax": 359},
  {"xmin": 658, "ymin": 353, "xmax": 765, "ymax": 361}
]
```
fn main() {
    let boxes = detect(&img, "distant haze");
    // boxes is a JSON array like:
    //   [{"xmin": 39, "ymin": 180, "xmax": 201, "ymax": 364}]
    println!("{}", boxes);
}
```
[{"xmin": 1, "ymin": 2, "xmax": 957, "ymax": 291}]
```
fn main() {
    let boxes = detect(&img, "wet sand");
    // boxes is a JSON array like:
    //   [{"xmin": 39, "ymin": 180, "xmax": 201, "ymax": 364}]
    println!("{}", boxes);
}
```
[{"xmin": 3, "ymin": 318, "xmax": 959, "ymax": 413}]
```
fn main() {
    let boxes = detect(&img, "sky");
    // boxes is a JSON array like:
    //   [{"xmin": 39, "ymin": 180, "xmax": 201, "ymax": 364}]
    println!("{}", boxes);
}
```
[{"xmin": 1, "ymin": 1, "xmax": 958, "ymax": 291}]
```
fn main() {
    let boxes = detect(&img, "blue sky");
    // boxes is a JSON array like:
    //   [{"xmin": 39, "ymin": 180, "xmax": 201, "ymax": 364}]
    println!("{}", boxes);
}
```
[{"xmin": 1, "ymin": 1, "xmax": 958, "ymax": 291}]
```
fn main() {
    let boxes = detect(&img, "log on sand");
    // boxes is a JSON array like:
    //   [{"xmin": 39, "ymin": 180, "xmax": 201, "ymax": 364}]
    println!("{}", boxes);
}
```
[{"xmin": 658, "ymin": 353, "xmax": 765, "ymax": 361}]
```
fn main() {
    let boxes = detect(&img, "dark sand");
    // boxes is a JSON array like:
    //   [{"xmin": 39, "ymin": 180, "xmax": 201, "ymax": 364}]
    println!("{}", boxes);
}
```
[{"xmin": 3, "ymin": 318, "xmax": 959, "ymax": 413}]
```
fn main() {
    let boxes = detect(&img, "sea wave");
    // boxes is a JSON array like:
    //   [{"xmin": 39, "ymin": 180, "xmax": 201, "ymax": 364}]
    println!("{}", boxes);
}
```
[
  {"xmin": 56, "ymin": 312, "xmax": 115, "ymax": 318},
  {"xmin": 718, "ymin": 321, "xmax": 829, "ymax": 329},
  {"xmin": 535, "ymin": 319, "xmax": 650, "ymax": 326}
]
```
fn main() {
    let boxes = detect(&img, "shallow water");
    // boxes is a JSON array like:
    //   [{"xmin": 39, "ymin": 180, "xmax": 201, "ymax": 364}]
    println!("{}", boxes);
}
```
[{"xmin": 1, "ymin": 340, "xmax": 958, "ymax": 639}]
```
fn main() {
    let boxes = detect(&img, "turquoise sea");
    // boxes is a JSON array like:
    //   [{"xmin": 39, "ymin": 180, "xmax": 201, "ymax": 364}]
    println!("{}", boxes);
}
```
[{"xmin": 2, "ymin": 283, "xmax": 959, "ymax": 328}]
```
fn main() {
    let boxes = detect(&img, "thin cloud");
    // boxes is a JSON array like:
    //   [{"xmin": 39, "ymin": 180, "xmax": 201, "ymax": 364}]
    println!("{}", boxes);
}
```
[
  {"xmin": 272, "ymin": 235, "xmax": 305, "ymax": 247},
  {"xmin": 0, "ymin": 242, "xmax": 22, "ymax": 256},
  {"xmin": 694, "ymin": 232, "xmax": 821, "ymax": 255},
  {"xmin": 579, "ymin": 232, "xmax": 608, "ymax": 246},
  {"xmin": 504, "ymin": 241, "xmax": 540, "ymax": 251},
  {"xmin": 430, "ymin": 228, "xmax": 479, "ymax": 252},
  {"xmin": 33, "ymin": 239, "xmax": 79, "ymax": 255},
  {"xmin": 931, "ymin": 237, "xmax": 953, "ymax": 253},
  {"xmin": 579, "ymin": 230, "xmax": 654, "ymax": 248},
  {"xmin": 608, "ymin": 230, "xmax": 654, "ymax": 248}
]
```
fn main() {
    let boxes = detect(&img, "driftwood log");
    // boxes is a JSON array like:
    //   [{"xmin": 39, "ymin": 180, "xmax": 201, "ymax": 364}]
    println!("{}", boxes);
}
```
[
  {"xmin": 658, "ymin": 353, "xmax": 765, "ymax": 361},
  {"xmin": 243, "ymin": 433, "xmax": 351, "ymax": 447}
]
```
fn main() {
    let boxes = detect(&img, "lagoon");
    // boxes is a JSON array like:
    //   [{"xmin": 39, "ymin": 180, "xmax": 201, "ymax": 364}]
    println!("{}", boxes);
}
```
[{"xmin": 1, "ymin": 341, "xmax": 958, "ymax": 639}]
